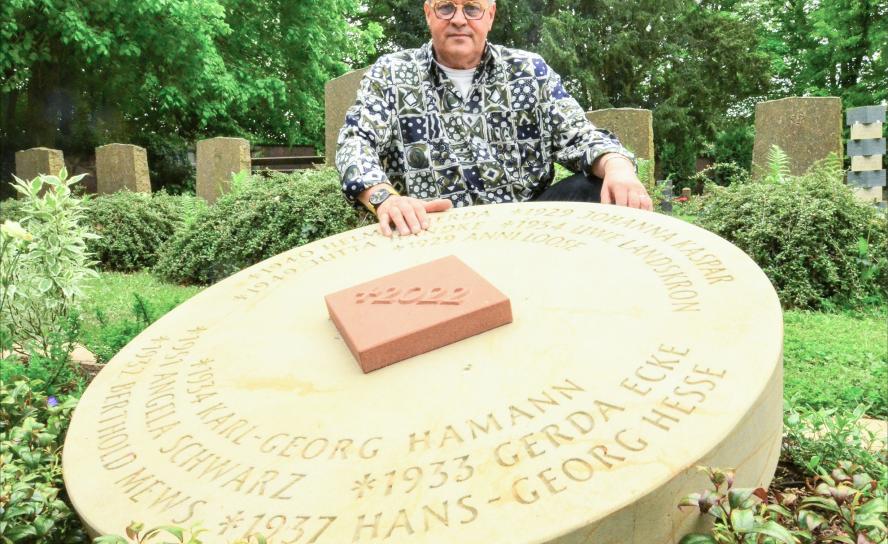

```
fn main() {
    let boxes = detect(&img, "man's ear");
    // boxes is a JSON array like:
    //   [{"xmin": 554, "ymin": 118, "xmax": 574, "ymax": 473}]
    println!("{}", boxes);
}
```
[{"xmin": 486, "ymin": 2, "xmax": 496, "ymax": 28}]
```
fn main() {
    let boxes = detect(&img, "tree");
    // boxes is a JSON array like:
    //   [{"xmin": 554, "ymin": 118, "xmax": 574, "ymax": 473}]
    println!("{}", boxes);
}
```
[
  {"xmin": 749, "ymin": 0, "xmax": 888, "ymax": 106},
  {"xmin": 0, "ymin": 0, "xmax": 381, "ymax": 194}
]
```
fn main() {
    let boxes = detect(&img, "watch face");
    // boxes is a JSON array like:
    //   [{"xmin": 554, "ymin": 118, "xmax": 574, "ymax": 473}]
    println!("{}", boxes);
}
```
[{"xmin": 370, "ymin": 188, "xmax": 392, "ymax": 206}]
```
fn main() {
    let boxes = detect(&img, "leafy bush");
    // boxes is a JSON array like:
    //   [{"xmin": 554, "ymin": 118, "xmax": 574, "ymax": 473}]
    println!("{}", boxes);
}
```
[
  {"xmin": 154, "ymin": 169, "xmax": 359, "ymax": 285},
  {"xmin": 0, "ymin": 196, "xmax": 26, "ymax": 222},
  {"xmin": 696, "ymin": 155, "xmax": 888, "ymax": 309},
  {"xmin": 679, "ymin": 463, "xmax": 886, "ymax": 544},
  {"xmin": 782, "ymin": 402, "xmax": 887, "ymax": 484},
  {"xmin": 1, "ymin": 170, "xmax": 99, "ymax": 356},
  {"xmin": 86, "ymin": 191, "xmax": 204, "ymax": 272},
  {"xmin": 0, "ymin": 377, "xmax": 88, "ymax": 543}
]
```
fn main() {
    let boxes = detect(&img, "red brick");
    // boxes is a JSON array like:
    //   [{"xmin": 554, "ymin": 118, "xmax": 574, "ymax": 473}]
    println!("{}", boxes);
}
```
[{"xmin": 325, "ymin": 256, "xmax": 512, "ymax": 373}]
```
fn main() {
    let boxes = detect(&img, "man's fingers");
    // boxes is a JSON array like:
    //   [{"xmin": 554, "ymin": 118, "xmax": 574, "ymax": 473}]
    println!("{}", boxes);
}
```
[
  {"xmin": 424, "ymin": 199, "xmax": 453, "ymax": 213},
  {"xmin": 600, "ymin": 184, "xmax": 613, "ymax": 205},
  {"xmin": 628, "ymin": 192, "xmax": 640, "ymax": 209},
  {"xmin": 640, "ymin": 194, "xmax": 653, "ymax": 211},
  {"xmin": 377, "ymin": 211, "xmax": 393, "ymax": 237},
  {"xmin": 414, "ymin": 202, "xmax": 431, "ymax": 230},
  {"xmin": 398, "ymin": 202, "xmax": 423, "ymax": 234},
  {"xmin": 614, "ymin": 185, "xmax": 629, "ymax": 206},
  {"xmin": 387, "ymin": 206, "xmax": 411, "ymax": 236}
]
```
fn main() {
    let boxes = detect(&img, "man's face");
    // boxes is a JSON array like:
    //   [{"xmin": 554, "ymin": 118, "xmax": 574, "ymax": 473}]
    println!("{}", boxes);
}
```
[{"xmin": 424, "ymin": 0, "xmax": 496, "ymax": 69}]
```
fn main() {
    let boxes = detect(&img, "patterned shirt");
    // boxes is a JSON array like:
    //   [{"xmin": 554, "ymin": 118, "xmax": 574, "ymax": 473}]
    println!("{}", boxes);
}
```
[{"xmin": 336, "ymin": 41, "xmax": 634, "ymax": 208}]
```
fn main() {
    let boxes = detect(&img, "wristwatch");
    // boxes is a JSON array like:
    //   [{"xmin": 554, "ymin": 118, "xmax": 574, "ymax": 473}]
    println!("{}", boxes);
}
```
[{"xmin": 367, "ymin": 187, "xmax": 399, "ymax": 214}]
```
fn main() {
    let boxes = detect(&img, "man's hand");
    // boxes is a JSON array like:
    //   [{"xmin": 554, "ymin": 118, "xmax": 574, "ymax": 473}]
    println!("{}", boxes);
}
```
[
  {"xmin": 376, "ymin": 195, "xmax": 453, "ymax": 237},
  {"xmin": 595, "ymin": 154, "xmax": 653, "ymax": 211}
]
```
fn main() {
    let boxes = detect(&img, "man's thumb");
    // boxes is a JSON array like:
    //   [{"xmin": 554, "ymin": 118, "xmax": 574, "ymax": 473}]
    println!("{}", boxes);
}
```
[{"xmin": 424, "ymin": 199, "xmax": 454, "ymax": 213}]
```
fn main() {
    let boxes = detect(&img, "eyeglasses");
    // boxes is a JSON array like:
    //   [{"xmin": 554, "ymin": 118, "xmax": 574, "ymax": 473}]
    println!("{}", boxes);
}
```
[{"xmin": 431, "ymin": 1, "xmax": 487, "ymax": 21}]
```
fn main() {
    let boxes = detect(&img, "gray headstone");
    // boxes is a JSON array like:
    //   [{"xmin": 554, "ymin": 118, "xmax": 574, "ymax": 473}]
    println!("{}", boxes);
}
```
[
  {"xmin": 846, "ymin": 105, "xmax": 887, "ymax": 125},
  {"xmin": 585, "ymin": 108, "xmax": 655, "ymax": 182},
  {"xmin": 325, "ymin": 68, "xmax": 369, "ymax": 167},
  {"xmin": 196, "ymin": 137, "xmax": 251, "ymax": 204},
  {"xmin": 95, "ymin": 144, "xmax": 151, "ymax": 194},
  {"xmin": 847, "ymin": 138, "xmax": 886, "ymax": 157},
  {"xmin": 752, "ymin": 97, "xmax": 843, "ymax": 177},
  {"xmin": 15, "ymin": 147, "xmax": 65, "ymax": 182},
  {"xmin": 848, "ymin": 170, "xmax": 886, "ymax": 188}
]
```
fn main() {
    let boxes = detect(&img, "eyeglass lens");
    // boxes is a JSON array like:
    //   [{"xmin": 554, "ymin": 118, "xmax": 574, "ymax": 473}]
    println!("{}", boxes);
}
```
[{"xmin": 434, "ymin": 1, "xmax": 485, "ymax": 20}]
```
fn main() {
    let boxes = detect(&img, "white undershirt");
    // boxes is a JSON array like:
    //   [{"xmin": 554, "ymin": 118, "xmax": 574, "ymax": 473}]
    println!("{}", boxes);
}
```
[{"xmin": 435, "ymin": 61, "xmax": 476, "ymax": 100}]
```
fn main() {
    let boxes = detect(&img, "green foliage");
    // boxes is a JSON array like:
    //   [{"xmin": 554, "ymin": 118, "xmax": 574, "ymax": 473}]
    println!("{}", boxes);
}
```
[
  {"xmin": 0, "ymin": 197, "xmax": 26, "ymax": 222},
  {"xmin": 1, "ymin": 170, "xmax": 99, "ymax": 356},
  {"xmin": 748, "ymin": 0, "xmax": 888, "ymax": 106},
  {"xmin": 1, "ymin": 0, "xmax": 382, "ymax": 190},
  {"xmin": 677, "ymin": 162, "xmax": 751, "ymax": 194},
  {"xmin": 154, "ymin": 169, "xmax": 360, "ymax": 285},
  {"xmin": 783, "ymin": 402, "xmax": 887, "ymax": 484},
  {"xmin": 77, "ymin": 271, "xmax": 202, "ymax": 362},
  {"xmin": 679, "ymin": 463, "xmax": 886, "ymax": 544},
  {"xmin": 96, "ymin": 521, "xmax": 267, "ymax": 544},
  {"xmin": 87, "ymin": 293, "xmax": 179, "ymax": 363},
  {"xmin": 85, "ymin": 191, "xmax": 204, "ymax": 272},
  {"xmin": 0, "ymin": 377, "xmax": 88, "ymax": 543},
  {"xmin": 783, "ymin": 308, "xmax": 888, "ymax": 418},
  {"xmin": 696, "ymin": 155, "xmax": 888, "ymax": 309},
  {"xmin": 710, "ymin": 121, "xmax": 755, "ymax": 170}
]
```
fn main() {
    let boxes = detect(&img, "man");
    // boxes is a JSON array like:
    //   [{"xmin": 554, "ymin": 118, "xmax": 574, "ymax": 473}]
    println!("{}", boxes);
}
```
[{"xmin": 336, "ymin": 0, "xmax": 652, "ymax": 237}]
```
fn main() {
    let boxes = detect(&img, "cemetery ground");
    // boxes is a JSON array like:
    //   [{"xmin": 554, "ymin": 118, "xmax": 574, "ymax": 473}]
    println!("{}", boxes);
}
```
[{"xmin": 1, "ymin": 168, "xmax": 886, "ymax": 543}]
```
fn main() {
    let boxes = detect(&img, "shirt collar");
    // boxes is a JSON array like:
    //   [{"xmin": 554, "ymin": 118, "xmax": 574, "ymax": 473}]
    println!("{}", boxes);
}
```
[{"xmin": 421, "ymin": 41, "xmax": 501, "ymax": 83}]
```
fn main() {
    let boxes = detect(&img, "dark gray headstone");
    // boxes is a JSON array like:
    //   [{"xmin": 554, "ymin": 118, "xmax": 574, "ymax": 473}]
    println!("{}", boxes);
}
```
[
  {"xmin": 846, "ymin": 105, "xmax": 887, "ymax": 125},
  {"xmin": 847, "ymin": 138, "xmax": 886, "ymax": 156},
  {"xmin": 848, "ymin": 170, "xmax": 886, "ymax": 188}
]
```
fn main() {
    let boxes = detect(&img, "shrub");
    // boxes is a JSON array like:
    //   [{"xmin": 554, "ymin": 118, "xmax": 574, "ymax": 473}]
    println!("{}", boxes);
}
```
[
  {"xmin": 696, "ymin": 155, "xmax": 888, "ymax": 309},
  {"xmin": 88, "ymin": 293, "xmax": 183, "ymax": 363},
  {"xmin": 0, "ymin": 196, "xmax": 26, "ymax": 222},
  {"xmin": 782, "ymin": 402, "xmax": 887, "ymax": 484},
  {"xmin": 85, "ymin": 191, "xmax": 203, "ymax": 272},
  {"xmin": 679, "ymin": 463, "xmax": 886, "ymax": 544},
  {"xmin": 154, "ymin": 169, "xmax": 359, "ymax": 285},
  {"xmin": 1, "ymin": 170, "xmax": 99, "ymax": 356},
  {"xmin": 0, "ymin": 377, "xmax": 88, "ymax": 543}
]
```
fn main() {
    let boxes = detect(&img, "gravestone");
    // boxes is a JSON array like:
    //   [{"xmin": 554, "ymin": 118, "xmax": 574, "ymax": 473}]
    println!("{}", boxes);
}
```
[
  {"xmin": 324, "ymin": 68, "xmax": 369, "ymax": 167},
  {"xmin": 586, "ymin": 109, "xmax": 655, "ymax": 182},
  {"xmin": 95, "ymin": 144, "xmax": 152, "ymax": 194},
  {"xmin": 196, "ymin": 137, "xmax": 251, "ymax": 204},
  {"xmin": 15, "ymin": 147, "xmax": 65, "ymax": 182},
  {"xmin": 752, "ymin": 97, "xmax": 843, "ymax": 177},
  {"xmin": 64, "ymin": 203, "xmax": 783, "ymax": 543},
  {"xmin": 846, "ymin": 105, "xmax": 886, "ymax": 204}
]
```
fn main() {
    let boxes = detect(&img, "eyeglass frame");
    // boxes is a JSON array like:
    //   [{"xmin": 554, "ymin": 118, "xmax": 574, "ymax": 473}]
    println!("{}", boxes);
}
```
[{"xmin": 427, "ymin": 0, "xmax": 491, "ymax": 21}]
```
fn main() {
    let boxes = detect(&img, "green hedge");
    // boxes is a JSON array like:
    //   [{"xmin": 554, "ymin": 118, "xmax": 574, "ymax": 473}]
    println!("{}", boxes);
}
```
[
  {"xmin": 153, "ymin": 169, "xmax": 360, "ymax": 285},
  {"xmin": 86, "ymin": 191, "xmax": 204, "ymax": 272},
  {"xmin": 697, "ymin": 159, "xmax": 888, "ymax": 309}
]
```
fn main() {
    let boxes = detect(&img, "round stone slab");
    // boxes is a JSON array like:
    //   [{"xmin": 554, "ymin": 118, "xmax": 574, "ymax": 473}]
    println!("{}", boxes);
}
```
[{"xmin": 64, "ymin": 202, "xmax": 783, "ymax": 544}]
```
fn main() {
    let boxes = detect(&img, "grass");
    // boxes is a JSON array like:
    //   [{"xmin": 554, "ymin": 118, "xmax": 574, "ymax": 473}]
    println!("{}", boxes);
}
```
[
  {"xmin": 77, "ymin": 271, "xmax": 203, "ymax": 362},
  {"xmin": 783, "ymin": 307, "xmax": 888, "ymax": 418}
]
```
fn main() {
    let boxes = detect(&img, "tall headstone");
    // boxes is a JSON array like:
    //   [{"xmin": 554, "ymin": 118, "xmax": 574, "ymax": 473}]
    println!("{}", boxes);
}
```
[
  {"xmin": 196, "ymin": 137, "xmax": 251, "ymax": 204},
  {"xmin": 15, "ymin": 147, "xmax": 65, "ymax": 182},
  {"xmin": 324, "ymin": 68, "xmax": 369, "ymax": 167},
  {"xmin": 586, "ymin": 108, "xmax": 655, "ymax": 182},
  {"xmin": 95, "ymin": 144, "xmax": 151, "ymax": 194},
  {"xmin": 846, "ymin": 105, "xmax": 886, "ymax": 205},
  {"xmin": 752, "ymin": 97, "xmax": 843, "ymax": 177},
  {"xmin": 65, "ymin": 202, "xmax": 783, "ymax": 543}
]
